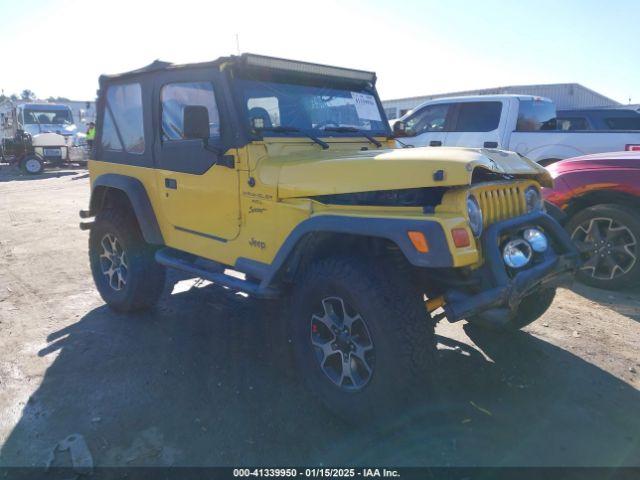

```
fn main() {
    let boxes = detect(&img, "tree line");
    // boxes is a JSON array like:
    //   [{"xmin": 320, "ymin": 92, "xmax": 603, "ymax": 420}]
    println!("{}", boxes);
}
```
[{"xmin": 0, "ymin": 90, "xmax": 70, "ymax": 103}]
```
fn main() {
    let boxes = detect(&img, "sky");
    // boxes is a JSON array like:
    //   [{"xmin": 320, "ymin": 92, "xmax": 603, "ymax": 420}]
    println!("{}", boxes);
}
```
[{"xmin": 0, "ymin": 0, "xmax": 638, "ymax": 103}]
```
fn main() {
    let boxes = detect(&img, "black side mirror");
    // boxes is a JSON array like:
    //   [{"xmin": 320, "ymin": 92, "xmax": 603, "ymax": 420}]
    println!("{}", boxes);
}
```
[
  {"xmin": 183, "ymin": 105, "xmax": 210, "ymax": 140},
  {"xmin": 393, "ymin": 120, "xmax": 413, "ymax": 138}
]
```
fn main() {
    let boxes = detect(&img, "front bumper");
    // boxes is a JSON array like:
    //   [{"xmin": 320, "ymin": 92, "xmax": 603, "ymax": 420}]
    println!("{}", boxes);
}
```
[{"xmin": 442, "ymin": 211, "xmax": 580, "ymax": 324}]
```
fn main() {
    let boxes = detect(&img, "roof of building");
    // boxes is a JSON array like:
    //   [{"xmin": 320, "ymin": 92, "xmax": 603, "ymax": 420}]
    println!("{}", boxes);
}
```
[
  {"xmin": 383, "ymin": 83, "xmax": 620, "ymax": 107},
  {"xmin": 411, "ymin": 93, "xmax": 551, "ymax": 106}
]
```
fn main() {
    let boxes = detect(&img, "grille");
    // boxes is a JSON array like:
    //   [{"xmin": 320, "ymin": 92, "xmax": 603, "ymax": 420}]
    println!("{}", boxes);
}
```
[{"xmin": 475, "ymin": 183, "xmax": 527, "ymax": 227}]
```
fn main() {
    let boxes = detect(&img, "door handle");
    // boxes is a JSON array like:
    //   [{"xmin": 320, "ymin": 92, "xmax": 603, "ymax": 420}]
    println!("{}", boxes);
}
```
[
  {"xmin": 429, "ymin": 140, "xmax": 442, "ymax": 147},
  {"xmin": 165, "ymin": 178, "xmax": 177, "ymax": 189},
  {"xmin": 484, "ymin": 141, "xmax": 498, "ymax": 148}
]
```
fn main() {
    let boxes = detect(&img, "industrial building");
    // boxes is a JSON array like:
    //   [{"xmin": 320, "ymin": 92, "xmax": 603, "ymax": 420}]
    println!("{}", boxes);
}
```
[{"xmin": 382, "ymin": 83, "xmax": 621, "ymax": 120}]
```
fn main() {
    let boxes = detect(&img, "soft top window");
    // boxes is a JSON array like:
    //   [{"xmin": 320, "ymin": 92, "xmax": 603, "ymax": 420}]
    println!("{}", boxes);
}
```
[
  {"xmin": 101, "ymin": 83, "xmax": 145, "ymax": 154},
  {"xmin": 161, "ymin": 82, "xmax": 221, "ymax": 141}
]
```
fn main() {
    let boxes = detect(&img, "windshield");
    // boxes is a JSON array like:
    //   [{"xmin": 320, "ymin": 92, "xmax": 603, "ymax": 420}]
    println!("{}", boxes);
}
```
[
  {"xmin": 235, "ymin": 78, "xmax": 389, "ymax": 136},
  {"xmin": 23, "ymin": 108, "xmax": 73, "ymax": 125}
]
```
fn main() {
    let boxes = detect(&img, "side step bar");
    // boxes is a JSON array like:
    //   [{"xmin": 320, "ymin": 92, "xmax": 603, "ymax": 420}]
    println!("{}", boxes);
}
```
[{"xmin": 155, "ymin": 248, "xmax": 279, "ymax": 299}]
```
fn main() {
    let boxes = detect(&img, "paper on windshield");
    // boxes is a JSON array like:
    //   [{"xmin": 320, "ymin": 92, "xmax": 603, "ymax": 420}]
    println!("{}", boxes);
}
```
[{"xmin": 351, "ymin": 92, "xmax": 382, "ymax": 121}]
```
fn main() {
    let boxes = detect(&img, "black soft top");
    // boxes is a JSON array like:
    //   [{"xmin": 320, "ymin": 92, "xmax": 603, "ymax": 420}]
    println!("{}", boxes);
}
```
[{"xmin": 98, "ymin": 53, "xmax": 377, "ymax": 86}]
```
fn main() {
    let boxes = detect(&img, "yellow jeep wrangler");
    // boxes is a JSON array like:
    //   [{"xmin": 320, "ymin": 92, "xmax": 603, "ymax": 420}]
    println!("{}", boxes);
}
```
[{"xmin": 81, "ymin": 54, "xmax": 578, "ymax": 416}]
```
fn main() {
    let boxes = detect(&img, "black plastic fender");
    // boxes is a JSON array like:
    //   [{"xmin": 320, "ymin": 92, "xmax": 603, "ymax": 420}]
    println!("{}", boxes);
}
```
[
  {"xmin": 236, "ymin": 215, "xmax": 453, "ymax": 290},
  {"xmin": 89, "ymin": 173, "xmax": 164, "ymax": 245}
]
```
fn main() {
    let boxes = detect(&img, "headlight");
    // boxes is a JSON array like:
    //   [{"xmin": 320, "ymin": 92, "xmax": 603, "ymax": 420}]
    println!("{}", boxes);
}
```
[
  {"xmin": 503, "ymin": 238, "xmax": 533, "ymax": 268},
  {"xmin": 466, "ymin": 194, "xmax": 483, "ymax": 236},
  {"xmin": 524, "ymin": 186, "xmax": 543, "ymax": 212},
  {"xmin": 523, "ymin": 228, "xmax": 548, "ymax": 252}
]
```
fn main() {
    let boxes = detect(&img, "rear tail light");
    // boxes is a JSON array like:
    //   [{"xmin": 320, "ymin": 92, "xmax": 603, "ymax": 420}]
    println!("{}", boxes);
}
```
[{"xmin": 625, "ymin": 144, "xmax": 640, "ymax": 152}]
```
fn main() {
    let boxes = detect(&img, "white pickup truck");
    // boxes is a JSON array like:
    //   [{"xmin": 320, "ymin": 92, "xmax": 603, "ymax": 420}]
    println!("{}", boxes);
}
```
[{"xmin": 395, "ymin": 94, "xmax": 640, "ymax": 165}]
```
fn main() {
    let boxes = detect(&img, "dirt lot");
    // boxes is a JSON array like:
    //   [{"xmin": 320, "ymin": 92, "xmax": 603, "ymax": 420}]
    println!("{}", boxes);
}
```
[{"xmin": 0, "ymin": 165, "xmax": 639, "ymax": 468}]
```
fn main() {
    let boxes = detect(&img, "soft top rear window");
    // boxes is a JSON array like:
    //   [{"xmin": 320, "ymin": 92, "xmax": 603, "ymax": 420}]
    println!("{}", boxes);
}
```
[{"xmin": 101, "ymin": 83, "xmax": 145, "ymax": 154}]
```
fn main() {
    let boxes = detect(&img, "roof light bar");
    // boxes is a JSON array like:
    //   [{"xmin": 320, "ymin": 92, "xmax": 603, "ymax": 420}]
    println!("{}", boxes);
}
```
[{"xmin": 242, "ymin": 54, "xmax": 376, "ymax": 82}]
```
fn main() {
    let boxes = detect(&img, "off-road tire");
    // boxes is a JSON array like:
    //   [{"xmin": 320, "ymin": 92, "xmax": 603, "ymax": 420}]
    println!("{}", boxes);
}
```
[
  {"xmin": 20, "ymin": 155, "xmax": 44, "ymax": 175},
  {"xmin": 566, "ymin": 204, "xmax": 640, "ymax": 290},
  {"xmin": 89, "ymin": 208, "xmax": 166, "ymax": 312},
  {"xmin": 470, "ymin": 288, "xmax": 556, "ymax": 331},
  {"xmin": 288, "ymin": 256, "xmax": 436, "ymax": 422},
  {"xmin": 510, "ymin": 288, "xmax": 556, "ymax": 330}
]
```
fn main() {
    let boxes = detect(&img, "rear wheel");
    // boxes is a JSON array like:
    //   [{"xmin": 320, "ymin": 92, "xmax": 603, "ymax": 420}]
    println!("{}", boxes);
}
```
[
  {"xmin": 566, "ymin": 204, "xmax": 640, "ymax": 290},
  {"xmin": 20, "ymin": 155, "xmax": 44, "ymax": 175},
  {"xmin": 288, "ymin": 256, "xmax": 436, "ymax": 421},
  {"xmin": 89, "ymin": 208, "xmax": 166, "ymax": 312}
]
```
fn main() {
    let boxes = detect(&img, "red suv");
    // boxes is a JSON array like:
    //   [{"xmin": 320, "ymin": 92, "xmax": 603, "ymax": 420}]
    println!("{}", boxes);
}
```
[{"xmin": 544, "ymin": 151, "xmax": 640, "ymax": 290}]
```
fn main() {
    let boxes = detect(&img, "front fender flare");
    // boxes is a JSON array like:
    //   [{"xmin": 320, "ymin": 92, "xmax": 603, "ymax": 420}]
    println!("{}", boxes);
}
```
[
  {"xmin": 90, "ymin": 173, "xmax": 164, "ymax": 245},
  {"xmin": 236, "ymin": 215, "xmax": 453, "ymax": 289}
]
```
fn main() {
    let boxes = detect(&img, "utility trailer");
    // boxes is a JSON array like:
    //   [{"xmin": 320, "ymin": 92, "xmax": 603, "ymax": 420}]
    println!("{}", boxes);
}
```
[{"xmin": 0, "ymin": 101, "xmax": 88, "ymax": 174}]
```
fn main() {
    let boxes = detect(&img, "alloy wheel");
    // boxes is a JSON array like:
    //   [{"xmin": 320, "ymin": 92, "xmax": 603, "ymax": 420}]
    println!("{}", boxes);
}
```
[
  {"xmin": 99, "ymin": 233, "xmax": 128, "ymax": 291},
  {"xmin": 310, "ymin": 296, "xmax": 375, "ymax": 391},
  {"xmin": 571, "ymin": 217, "xmax": 638, "ymax": 281}
]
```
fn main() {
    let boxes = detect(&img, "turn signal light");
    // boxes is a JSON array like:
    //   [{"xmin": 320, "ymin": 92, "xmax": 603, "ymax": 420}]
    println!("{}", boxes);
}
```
[
  {"xmin": 625, "ymin": 144, "xmax": 640, "ymax": 151},
  {"xmin": 407, "ymin": 231, "xmax": 429, "ymax": 253},
  {"xmin": 451, "ymin": 228, "xmax": 471, "ymax": 248}
]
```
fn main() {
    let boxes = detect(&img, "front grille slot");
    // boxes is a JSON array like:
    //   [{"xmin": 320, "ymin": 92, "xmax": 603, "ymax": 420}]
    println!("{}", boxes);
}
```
[{"xmin": 476, "ymin": 184, "xmax": 527, "ymax": 227}]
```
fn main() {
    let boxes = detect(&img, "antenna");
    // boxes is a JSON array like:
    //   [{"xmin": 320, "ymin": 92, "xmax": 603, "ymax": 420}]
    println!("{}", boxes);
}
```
[{"xmin": 235, "ymin": 34, "xmax": 240, "ymax": 55}]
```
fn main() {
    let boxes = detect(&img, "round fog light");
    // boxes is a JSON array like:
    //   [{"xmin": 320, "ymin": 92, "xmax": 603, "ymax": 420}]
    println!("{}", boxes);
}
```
[
  {"xmin": 503, "ymin": 239, "xmax": 533, "ymax": 269},
  {"xmin": 523, "ymin": 228, "xmax": 548, "ymax": 252}
]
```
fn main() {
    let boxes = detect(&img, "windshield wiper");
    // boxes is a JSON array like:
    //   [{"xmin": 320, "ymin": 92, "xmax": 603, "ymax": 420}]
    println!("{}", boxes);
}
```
[
  {"xmin": 257, "ymin": 125, "xmax": 329, "ymax": 150},
  {"xmin": 321, "ymin": 126, "xmax": 382, "ymax": 148}
]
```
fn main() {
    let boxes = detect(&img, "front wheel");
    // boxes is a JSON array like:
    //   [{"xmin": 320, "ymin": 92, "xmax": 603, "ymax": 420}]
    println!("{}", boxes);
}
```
[
  {"xmin": 89, "ymin": 208, "xmax": 166, "ymax": 312},
  {"xmin": 20, "ymin": 155, "xmax": 44, "ymax": 175},
  {"xmin": 288, "ymin": 256, "xmax": 436, "ymax": 421},
  {"xmin": 566, "ymin": 204, "xmax": 640, "ymax": 290}
]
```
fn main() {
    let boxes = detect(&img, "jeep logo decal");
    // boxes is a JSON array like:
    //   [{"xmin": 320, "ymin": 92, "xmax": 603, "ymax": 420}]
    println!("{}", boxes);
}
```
[{"xmin": 249, "ymin": 238, "xmax": 266, "ymax": 250}]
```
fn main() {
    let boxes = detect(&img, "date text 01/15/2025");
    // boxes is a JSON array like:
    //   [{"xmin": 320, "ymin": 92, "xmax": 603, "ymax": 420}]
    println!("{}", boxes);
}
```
[{"xmin": 233, "ymin": 469, "xmax": 400, "ymax": 477}]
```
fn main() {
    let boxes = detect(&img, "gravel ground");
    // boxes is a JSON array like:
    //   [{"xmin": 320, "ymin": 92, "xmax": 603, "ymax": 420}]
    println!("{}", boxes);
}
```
[{"xmin": 0, "ymin": 165, "xmax": 639, "ymax": 468}]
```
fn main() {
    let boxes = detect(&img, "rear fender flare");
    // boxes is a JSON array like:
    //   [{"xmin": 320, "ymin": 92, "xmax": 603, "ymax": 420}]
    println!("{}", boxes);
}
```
[{"xmin": 90, "ymin": 173, "xmax": 164, "ymax": 245}]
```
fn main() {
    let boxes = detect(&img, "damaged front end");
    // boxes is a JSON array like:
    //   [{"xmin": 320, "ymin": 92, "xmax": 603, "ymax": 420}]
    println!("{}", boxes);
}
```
[{"xmin": 439, "ymin": 211, "xmax": 580, "ymax": 328}]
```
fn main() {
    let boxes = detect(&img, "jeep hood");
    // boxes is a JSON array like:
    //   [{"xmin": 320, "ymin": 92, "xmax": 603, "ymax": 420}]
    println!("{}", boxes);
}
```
[{"xmin": 258, "ymin": 147, "xmax": 552, "ymax": 199}]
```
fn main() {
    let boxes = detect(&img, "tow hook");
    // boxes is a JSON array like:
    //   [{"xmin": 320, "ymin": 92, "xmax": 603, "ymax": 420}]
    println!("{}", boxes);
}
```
[
  {"xmin": 79, "ymin": 210, "xmax": 94, "ymax": 230},
  {"xmin": 426, "ymin": 296, "xmax": 447, "ymax": 321}
]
